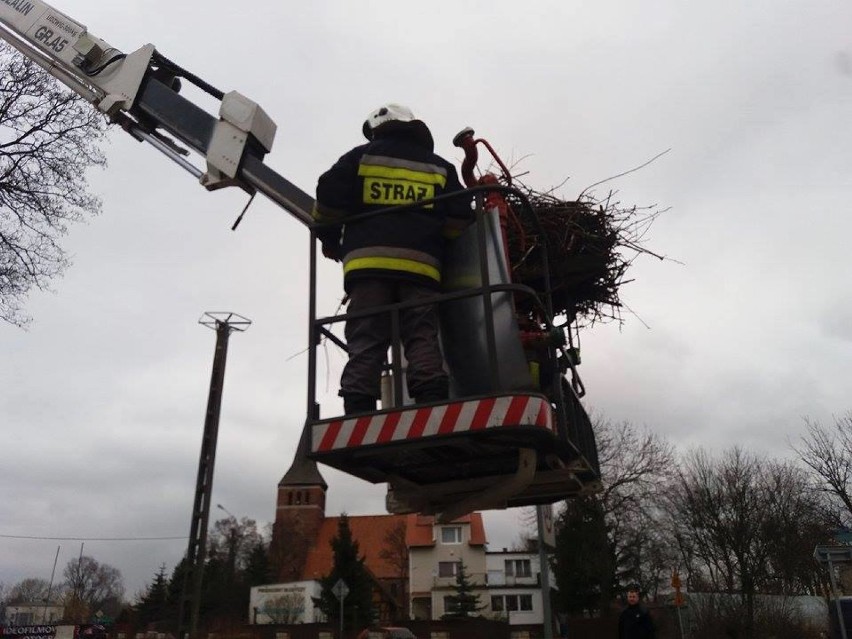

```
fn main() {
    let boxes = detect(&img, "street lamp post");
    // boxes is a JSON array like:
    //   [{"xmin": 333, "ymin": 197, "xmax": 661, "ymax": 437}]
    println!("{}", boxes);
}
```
[
  {"xmin": 217, "ymin": 504, "xmax": 239, "ymax": 587},
  {"xmin": 217, "ymin": 504, "xmax": 236, "ymax": 521}
]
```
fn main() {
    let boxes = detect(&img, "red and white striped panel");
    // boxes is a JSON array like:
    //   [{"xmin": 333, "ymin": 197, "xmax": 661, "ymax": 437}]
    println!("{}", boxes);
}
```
[{"xmin": 312, "ymin": 394, "xmax": 553, "ymax": 454}]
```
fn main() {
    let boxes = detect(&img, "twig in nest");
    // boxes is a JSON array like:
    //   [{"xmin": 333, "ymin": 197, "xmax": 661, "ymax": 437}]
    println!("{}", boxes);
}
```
[
  {"xmin": 578, "ymin": 148, "xmax": 672, "ymax": 200},
  {"xmin": 504, "ymin": 179, "xmax": 669, "ymax": 329}
]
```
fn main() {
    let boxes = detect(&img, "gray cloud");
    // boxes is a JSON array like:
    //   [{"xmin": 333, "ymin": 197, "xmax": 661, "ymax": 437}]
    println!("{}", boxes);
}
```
[{"xmin": 3, "ymin": 0, "xmax": 852, "ymax": 597}]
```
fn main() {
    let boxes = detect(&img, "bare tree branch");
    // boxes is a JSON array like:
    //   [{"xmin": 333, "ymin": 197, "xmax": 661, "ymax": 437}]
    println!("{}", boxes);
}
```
[
  {"xmin": 793, "ymin": 413, "xmax": 852, "ymax": 523},
  {"xmin": 0, "ymin": 42, "xmax": 108, "ymax": 326}
]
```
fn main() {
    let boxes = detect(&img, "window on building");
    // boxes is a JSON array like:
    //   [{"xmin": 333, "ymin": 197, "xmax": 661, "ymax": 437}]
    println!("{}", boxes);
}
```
[
  {"xmin": 443, "ymin": 595, "xmax": 456, "ymax": 615},
  {"xmin": 491, "ymin": 595, "xmax": 532, "ymax": 613},
  {"xmin": 504, "ymin": 559, "xmax": 532, "ymax": 577},
  {"xmin": 14, "ymin": 613, "xmax": 34, "ymax": 625},
  {"xmin": 441, "ymin": 526, "xmax": 462, "ymax": 544},
  {"xmin": 438, "ymin": 561, "xmax": 461, "ymax": 578}
]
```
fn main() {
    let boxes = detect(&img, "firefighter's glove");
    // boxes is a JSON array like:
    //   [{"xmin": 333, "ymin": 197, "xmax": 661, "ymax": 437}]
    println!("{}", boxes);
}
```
[{"xmin": 322, "ymin": 243, "xmax": 343, "ymax": 262}]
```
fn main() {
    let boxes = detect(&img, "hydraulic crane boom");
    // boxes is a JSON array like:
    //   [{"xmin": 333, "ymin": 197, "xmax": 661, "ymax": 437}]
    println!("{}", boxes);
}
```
[{"xmin": 0, "ymin": 0, "xmax": 315, "ymax": 225}]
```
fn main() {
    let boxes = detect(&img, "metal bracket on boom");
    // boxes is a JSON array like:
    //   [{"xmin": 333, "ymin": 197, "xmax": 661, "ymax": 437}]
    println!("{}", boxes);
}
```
[
  {"xmin": 201, "ymin": 91, "xmax": 277, "ymax": 191},
  {"xmin": 92, "ymin": 44, "xmax": 156, "ymax": 116}
]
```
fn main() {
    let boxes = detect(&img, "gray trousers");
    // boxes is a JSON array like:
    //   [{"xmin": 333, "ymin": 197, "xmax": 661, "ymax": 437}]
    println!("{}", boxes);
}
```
[{"xmin": 341, "ymin": 279, "xmax": 447, "ymax": 398}]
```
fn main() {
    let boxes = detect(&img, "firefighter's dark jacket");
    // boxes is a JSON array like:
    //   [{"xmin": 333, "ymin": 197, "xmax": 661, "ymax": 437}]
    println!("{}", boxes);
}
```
[{"xmin": 313, "ymin": 129, "xmax": 472, "ymax": 290}]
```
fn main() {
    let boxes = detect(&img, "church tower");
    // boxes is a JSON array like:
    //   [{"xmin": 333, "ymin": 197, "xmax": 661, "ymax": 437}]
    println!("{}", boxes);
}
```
[{"xmin": 271, "ymin": 430, "xmax": 327, "ymax": 582}]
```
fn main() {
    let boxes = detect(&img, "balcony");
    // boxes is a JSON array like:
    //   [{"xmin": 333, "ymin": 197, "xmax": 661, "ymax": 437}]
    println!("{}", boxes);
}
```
[
  {"xmin": 486, "ymin": 572, "xmax": 541, "ymax": 587},
  {"xmin": 432, "ymin": 572, "xmax": 488, "ymax": 588}
]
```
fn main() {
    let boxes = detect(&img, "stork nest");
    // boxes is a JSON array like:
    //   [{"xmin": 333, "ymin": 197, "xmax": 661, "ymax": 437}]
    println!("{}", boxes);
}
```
[{"xmin": 504, "ymin": 184, "xmax": 663, "ymax": 327}]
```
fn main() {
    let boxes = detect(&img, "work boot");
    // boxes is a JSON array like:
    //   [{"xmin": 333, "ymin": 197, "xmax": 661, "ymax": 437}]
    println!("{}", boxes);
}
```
[
  {"xmin": 343, "ymin": 393, "xmax": 376, "ymax": 415},
  {"xmin": 411, "ymin": 378, "xmax": 449, "ymax": 405}
]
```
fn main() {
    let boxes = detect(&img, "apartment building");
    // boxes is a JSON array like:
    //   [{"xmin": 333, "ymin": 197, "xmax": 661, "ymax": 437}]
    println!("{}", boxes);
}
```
[
  {"xmin": 485, "ymin": 550, "xmax": 547, "ymax": 626},
  {"xmin": 408, "ymin": 514, "xmax": 488, "ymax": 620}
]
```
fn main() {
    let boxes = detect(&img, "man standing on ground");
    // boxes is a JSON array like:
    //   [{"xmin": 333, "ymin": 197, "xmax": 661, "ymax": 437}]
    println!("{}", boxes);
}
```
[
  {"xmin": 618, "ymin": 584, "xmax": 655, "ymax": 639},
  {"xmin": 313, "ymin": 103, "xmax": 472, "ymax": 415}
]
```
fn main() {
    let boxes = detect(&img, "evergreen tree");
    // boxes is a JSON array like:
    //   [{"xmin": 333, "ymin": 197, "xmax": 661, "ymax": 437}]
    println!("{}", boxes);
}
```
[
  {"xmin": 136, "ymin": 564, "xmax": 173, "ymax": 627},
  {"xmin": 167, "ymin": 557, "xmax": 192, "ymax": 633},
  {"xmin": 167, "ymin": 557, "xmax": 188, "ymax": 606},
  {"xmin": 245, "ymin": 541, "xmax": 272, "ymax": 587},
  {"xmin": 200, "ymin": 553, "xmax": 230, "ymax": 617},
  {"xmin": 552, "ymin": 497, "xmax": 612, "ymax": 616},
  {"xmin": 443, "ymin": 561, "xmax": 484, "ymax": 618},
  {"xmin": 315, "ymin": 515, "xmax": 374, "ymax": 633}
]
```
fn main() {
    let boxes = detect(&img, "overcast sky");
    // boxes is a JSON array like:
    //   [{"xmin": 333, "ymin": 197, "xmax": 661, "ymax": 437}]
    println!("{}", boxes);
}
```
[{"xmin": 2, "ymin": 0, "xmax": 852, "ymax": 600}]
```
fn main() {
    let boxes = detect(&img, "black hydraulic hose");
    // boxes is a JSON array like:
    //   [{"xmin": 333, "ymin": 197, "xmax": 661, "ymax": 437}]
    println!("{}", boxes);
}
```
[{"xmin": 151, "ymin": 50, "xmax": 226, "ymax": 100}]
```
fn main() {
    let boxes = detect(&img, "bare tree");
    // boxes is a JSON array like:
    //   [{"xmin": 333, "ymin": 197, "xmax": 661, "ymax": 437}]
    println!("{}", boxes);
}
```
[
  {"xmin": 552, "ymin": 418, "xmax": 675, "ymax": 615},
  {"xmin": 8, "ymin": 577, "xmax": 53, "ymax": 603},
  {"xmin": 62, "ymin": 556, "xmax": 124, "ymax": 622},
  {"xmin": 595, "ymin": 418, "xmax": 676, "ymax": 589},
  {"xmin": 200, "ymin": 516, "xmax": 266, "ymax": 619},
  {"xmin": 0, "ymin": 42, "xmax": 108, "ymax": 326},
  {"xmin": 379, "ymin": 520, "xmax": 408, "ymax": 579},
  {"xmin": 667, "ymin": 448, "xmax": 833, "ymax": 637},
  {"xmin": 206, "ymin": 516, "xmax": 264, "ymax": 578},
  {"xmin": 379, "ymin": 519, "xmax": 409, "ymax": 616},
  {"xmin": 793, "ymin": 412, "xmax": 852, "ymax": 525},
  {"xmin": 763, "ymin": 459, "xmax": 835, "ymax": 595},
  {"xmin": 668, "ymin": 448, "xmax": 769, "ymax": 636}
]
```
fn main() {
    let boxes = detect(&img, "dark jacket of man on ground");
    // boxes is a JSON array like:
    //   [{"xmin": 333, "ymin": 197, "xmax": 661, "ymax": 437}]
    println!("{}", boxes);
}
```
[
  {"xmin": 618, "ymin": 586, "xmax": 655, "ymax": 639},
  {"xmin": 313, "ymin": 104, "xmax": 472, "ymax": 414}
]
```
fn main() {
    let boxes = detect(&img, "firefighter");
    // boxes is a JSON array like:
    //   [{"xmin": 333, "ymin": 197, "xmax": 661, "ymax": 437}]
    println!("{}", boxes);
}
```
[{"xmin": 313, "ymin": 103, "xmax": 472, "ymax": 415}]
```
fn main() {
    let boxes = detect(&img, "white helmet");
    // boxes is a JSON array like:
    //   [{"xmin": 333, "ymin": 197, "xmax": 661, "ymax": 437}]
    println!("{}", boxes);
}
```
[{"xmin": 362, "ymin": 103, "xmax": 433, "ymax": 148}]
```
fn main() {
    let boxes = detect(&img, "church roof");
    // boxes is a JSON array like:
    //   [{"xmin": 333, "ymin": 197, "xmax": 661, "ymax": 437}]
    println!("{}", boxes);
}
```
[
  {"xmin": 301, "ymin": 514, "xmax": 409, "ymax": 581},
  {"xmin": 278, "ymin": 454, "xmax": 328, "ymax": 488},
  {"xmin": 279, "ymin": 429, "xmax": 328, "ymax": 488}
]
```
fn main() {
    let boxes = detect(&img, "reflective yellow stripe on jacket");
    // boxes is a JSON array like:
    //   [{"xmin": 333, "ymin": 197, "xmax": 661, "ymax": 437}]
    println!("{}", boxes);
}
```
[
  {"xmin": 344, "ymin": 257, "xmax": 440, "ymax": 282},
  {"xmin": 358, "ymin": 155, "xmax": 448, "ymax": 210},
  {"xmin": 343, "ymin": 246, "xmax": 441, "ymax": 283}
]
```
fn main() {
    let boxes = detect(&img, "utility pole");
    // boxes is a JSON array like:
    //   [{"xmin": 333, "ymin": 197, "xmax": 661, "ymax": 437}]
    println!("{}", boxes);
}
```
[
  {"xmin": 217, "ymin": 504, "xmax": 239, "ymax": 589},
  {"xmin": 178, "ymin": 312, "xmax": 251, "ymax": 639},
  {"xmin": 43, "ymin": 546, "xmax": 60, "ymax": 623},
  {"xmin": 536, "ymin": 505, "xmax": 555, "ymax": 639}
]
